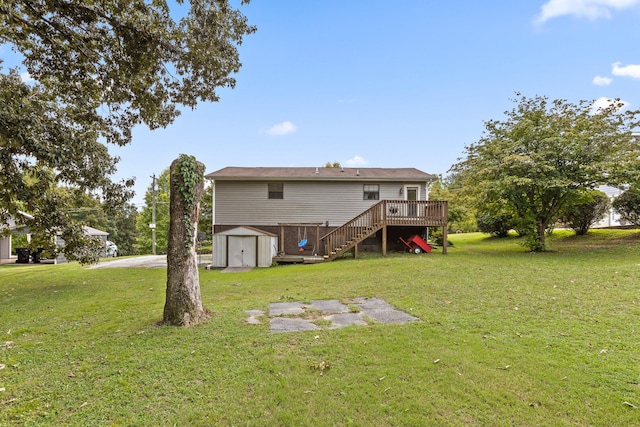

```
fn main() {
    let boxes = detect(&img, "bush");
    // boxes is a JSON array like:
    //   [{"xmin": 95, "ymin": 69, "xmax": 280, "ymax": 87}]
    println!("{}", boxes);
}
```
[
  {"xmin": 476, "ymin": 212, "xmax": 515, "ymax": 237},
  {"xmin": 559, "ymin": 190, "xmax": 610, "ymax": 235},
  {"xmin": 428, "ymin": 228, "xmax": 453, "ymax": 247},
  {"xmin": 612, "ymin": 188, "xmax": 640, "ymax": 226}
]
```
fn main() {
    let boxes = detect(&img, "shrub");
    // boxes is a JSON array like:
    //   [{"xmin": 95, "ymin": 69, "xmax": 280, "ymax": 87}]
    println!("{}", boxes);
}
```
[
  {"xmin": 476, "ymin": 212, "xmax": 515, "ymax": 237},
  {"xmin": 612, "ymin": 188, "xmax": 640, "ymax": 226},
  {"xmin": 559, "ymin": 190, "xmax": 610, "ymax": 235}
]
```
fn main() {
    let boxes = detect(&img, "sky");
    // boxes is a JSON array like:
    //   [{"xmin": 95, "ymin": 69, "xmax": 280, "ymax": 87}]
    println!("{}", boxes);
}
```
[{"xmin": 7, "ymin": 0, "xmax": 640, "ymax": 207}]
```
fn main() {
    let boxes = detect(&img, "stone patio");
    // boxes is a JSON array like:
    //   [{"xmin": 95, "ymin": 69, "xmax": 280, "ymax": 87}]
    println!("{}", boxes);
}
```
[{"xmin": 246, "ymin": 297, "xmax": 420, "ymax": 333}]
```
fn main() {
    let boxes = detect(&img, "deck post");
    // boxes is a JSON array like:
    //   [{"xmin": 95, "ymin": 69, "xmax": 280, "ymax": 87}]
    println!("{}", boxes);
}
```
[
  {"xmin": 279, "ymin": 225, "xmax": 284, "ymax": 253},
  {"xmin": 382, "ymin": 225, "xmax": 387, "ymax": 256},
  {"xmin": 352, "ymin": 244, "xmax": 358, "ymax": 259},
  {"xmin": 442, "ymin": 202, "xmax": 448, "ymax": 255},
  {"xmin": 382, "ymin": 201, "xmax": 387, "ymax": 257}
]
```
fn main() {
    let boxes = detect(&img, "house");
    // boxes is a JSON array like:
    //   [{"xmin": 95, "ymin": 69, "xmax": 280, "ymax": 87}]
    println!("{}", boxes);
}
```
[
  {"xmin": 593, "ymin": 132, "xmax": 640, "ymax": 229},
  {"xmin": 592, "ymin": 185, "xmax": 625, "ymax": 228},
  {"xmin": 0, "ymin": 211, "xmax": 110, "ymax": 263},
  {"xmin": 205, "ymin": 167, "xmax": 447, "ymax": 267},
  {"xmin": 0, "ymin": 211, "xmax": 34, "ymax": 263}
]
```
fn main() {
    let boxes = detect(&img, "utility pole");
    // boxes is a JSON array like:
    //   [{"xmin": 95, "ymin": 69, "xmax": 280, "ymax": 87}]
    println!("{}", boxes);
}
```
[{"xmin": 151, "ymin": 174, "xmax": 157, "ymax": 255}]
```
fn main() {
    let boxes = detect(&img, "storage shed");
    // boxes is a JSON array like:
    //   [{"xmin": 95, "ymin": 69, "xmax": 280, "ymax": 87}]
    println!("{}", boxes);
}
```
[{"xmin": 212, "ymin": 226, "xmax": 278, "ymax": 268}]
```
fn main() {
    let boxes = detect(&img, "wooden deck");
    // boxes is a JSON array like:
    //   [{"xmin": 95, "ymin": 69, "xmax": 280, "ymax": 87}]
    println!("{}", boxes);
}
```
[
  {"xmin": 272, "ymin": 200, "xmax": 448, "ymax": 263},
  {"xmin": 320, "ymin": 200, "xmax": 447, "ymax": 261}
]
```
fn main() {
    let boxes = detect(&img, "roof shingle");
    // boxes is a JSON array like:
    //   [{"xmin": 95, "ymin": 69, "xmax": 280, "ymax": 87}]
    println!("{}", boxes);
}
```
[{"xmin": 205, "ymin": 167, "xmax": 436, "ymax": 181}]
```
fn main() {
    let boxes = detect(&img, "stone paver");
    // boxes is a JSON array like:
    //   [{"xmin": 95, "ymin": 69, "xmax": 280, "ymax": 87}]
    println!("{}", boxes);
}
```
[
  {"xmin": 270, "ymin": 317, "xmax": 320, "ymax": 333},
  {"xmin": 253, "ymin": 297, "xmax": 420, "ymax": 333},
  {"xmin": 245, "ymin": 310, "xmax": 264, "ymax": 325},
  {"xmin": 355, "ymin": 297, "xmax": 420, "ymax": 324},
  {"xmin": 326, "ymin": 313, "xmax": 368, "ymax": 329},
  {"xmin": 269, "ymin": 302, "xmax": 306, "ymax": 316},
  {"xmin": 310, "ymin": 299, "xmax": 349, "ymax": 313}
]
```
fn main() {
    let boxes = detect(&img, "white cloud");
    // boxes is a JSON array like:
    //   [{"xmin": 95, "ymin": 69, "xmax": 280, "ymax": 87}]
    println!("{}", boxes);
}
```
[
  {"xmin": 612, "ymin": 62, "xmax": 640, "ymax": 79},
  {"xmin": 590, "ymin": 96, "xmax": 629, "ymax": 114},
  {"xmin": 535, "ymin": 0, "xmax": 640, "ymax": 24},
  {"xmin": 266, "ymin": 121, "xmax": 296, "ymax": 136},
  {"xmin": 344, "ymin": 155, "xmax": 368, "ymax": 167},
  {"xmin": 592, "ymin": 75, "xmax": 613, "ymax": 86},
  {"xmin": 20, "ymin": 72, "xmax": 34, "ymax": 83}
]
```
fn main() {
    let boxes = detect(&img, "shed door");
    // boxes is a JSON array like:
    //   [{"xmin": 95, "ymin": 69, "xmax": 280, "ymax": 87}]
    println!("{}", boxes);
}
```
[{"xmin": 228, "ymin": 236, "xmax": 257, "ymax": 267}]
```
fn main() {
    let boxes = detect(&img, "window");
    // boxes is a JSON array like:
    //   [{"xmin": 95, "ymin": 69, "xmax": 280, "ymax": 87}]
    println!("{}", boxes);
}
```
[
  {"xmin": 268, "ymin": 183, "xmax": 284, "ymax": 199},
  {"xmin": 363, "ymin": 184, "xmax": 379, "ymax": 200}
]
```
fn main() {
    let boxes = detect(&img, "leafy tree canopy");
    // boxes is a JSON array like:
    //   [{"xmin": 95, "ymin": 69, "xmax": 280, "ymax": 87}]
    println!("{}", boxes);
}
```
[
  {"xmin": 612, "ymin": 187, "xmax": 640, "ymax": 226},
  {"xmin": 136, "ymin": 168, "xmax": 170, "ymax": 254},
  {"xmin": 452, "ymin": 94, "xmax": 640, "ymax": 251},
  {"xmin": 67, "ymin": 192, "xmax": 139, "ymax": 256},
  {"xmin": 198, "ymin": 184, "xmax": 212, "ymax": 240},
  {"xmin": 0, "ymin": 0, "xmax": 255, "ymax": 262},
  {"xmin": 429, "ymin": 175, "xmax": 476, "ymax": 233}
]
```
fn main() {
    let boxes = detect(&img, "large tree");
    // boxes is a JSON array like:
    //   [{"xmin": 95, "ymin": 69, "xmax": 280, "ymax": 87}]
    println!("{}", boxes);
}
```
[
  {"xmin": 0, "ymin": 0, "xmax": 255, "ymax": 262},
  {"xmin": 163, "ymin": 154, "xmax": 208, "ymax": 326},
  {"xmin": 452, "ymin": 94, "xmax": 640, "ymax": 251}
]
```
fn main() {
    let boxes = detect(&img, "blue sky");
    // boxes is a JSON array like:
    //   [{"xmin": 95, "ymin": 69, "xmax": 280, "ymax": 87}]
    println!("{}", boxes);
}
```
[{"xmin": 6, "ymin": 1, "xmax": 640, "ymax": 207}]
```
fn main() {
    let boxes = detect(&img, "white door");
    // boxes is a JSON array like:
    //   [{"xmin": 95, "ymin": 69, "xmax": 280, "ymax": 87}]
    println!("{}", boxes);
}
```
[{"xmin": 228, "ymin": 236, "xmax": 257, "ymax": 267}]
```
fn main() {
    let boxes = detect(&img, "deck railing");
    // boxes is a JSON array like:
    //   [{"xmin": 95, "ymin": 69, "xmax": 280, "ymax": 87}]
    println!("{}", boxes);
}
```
[{"xmin": 384, "ymin": 200, "xmax": 448, "ymax": 226}]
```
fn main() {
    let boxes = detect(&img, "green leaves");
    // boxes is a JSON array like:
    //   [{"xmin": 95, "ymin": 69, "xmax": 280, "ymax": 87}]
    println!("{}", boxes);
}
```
[
  {"xmin": 1, "ymin": 1, "xmax": 254, "ymax": 145},
  {"xmin": 612, "ymin": 187, "xmax": 640, "ymax": 226},
  {"xmin": 1, "ymin": 1, "xmax": 254, "ymax": 261},
  {"xmin": 452, "ymin": 94, "xmax": 640, "ymax": 251},
  {"xmin": 174, "ymin": 154, "xmax": 204, "ymax": 249}
]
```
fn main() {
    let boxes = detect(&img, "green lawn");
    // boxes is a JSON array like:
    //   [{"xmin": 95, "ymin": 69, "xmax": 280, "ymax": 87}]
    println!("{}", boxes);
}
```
[{"xmin": 2, "ymin": 229, "xmax": 640, "ymax": 426}]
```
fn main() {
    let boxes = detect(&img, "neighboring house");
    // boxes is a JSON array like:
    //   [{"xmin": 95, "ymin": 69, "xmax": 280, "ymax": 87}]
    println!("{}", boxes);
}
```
[
  {"xmin": 205, "ymin": 167, "xmax": 447, "ymax": 267},
  {"xmin": 0, "ymin": 212, "xmax": 110, "ymax": 263},
  {"xmin": 593, "ymin": 132, "xmax": 640, "ymax": 228},
  {"xmin": 0, "ymin": 211, "xmax": 34, "ymax": 262},
  {"xmin": 53, "ymin": 226, "xmax": 110, "ymax": 263},
  {"xmin": 593, "ymin": 185, "xmax": 625, "ymax": 228}
]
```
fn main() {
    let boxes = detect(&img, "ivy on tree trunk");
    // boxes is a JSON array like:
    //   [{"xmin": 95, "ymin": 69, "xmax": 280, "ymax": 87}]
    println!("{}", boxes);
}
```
[{"xmin": 163, "ymin": 155, "xmax": 209, "ymax": 326}]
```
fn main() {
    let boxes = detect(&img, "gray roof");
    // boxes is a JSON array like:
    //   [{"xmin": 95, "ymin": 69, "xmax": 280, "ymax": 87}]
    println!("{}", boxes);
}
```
[
  {"xmin": 206, "ymin": 167, "xmax": 436, "ymax": 182},
  {"xmin": 83, "ymin": 225, "xmax": 109, "ymax": 237}
]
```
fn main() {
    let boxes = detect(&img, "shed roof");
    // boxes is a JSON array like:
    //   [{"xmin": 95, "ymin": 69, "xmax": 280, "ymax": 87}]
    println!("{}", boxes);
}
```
[
  {"xmin": 215, "ymin": 226, "xmax": 276, "ymax": 237},
  {"xmin": 206, "ymin": 167, "xmax": 436, "ymax": 182}
]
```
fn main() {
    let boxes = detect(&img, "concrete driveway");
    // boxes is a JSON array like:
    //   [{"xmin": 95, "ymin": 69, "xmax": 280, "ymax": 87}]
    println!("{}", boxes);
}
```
[
  {"xmin": 88, "ymin": 254, "xmax": 214, "ymax": 269},
  {"xmin": 88, "ymin": 255, "xmax": 167, "ymax": 269}
]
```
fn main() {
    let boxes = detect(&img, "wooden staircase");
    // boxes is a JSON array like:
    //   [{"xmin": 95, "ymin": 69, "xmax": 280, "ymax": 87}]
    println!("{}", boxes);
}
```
[
  {"xmin": 321, "ymin": 200, "xmax": 448, "ymax": 261},
  {"xmin": 321, "ymin": 201, "xmax": 386, "ymax": 261}
]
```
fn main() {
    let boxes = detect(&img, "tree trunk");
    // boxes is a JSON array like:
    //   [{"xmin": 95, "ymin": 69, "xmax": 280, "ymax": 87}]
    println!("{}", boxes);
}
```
[
  {"xmin": 163, "ymin": 156, "xmax": 210, "ymax": 326},
  {"xmin": 535, "ymin": 220, "xmax": 547, "ymax": 251}
]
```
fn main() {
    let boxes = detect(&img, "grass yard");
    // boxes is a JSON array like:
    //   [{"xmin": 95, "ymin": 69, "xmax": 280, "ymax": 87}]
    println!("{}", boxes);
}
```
[{"xmin": 2, "ymin": 229, "xmax": 640, "ymax": 426}]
